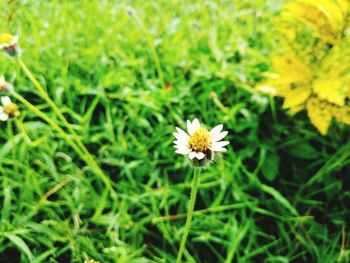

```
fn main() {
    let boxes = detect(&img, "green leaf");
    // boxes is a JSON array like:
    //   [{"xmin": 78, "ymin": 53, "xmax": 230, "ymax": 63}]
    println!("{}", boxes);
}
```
[
  {"xmin": 0, "ymin": 134, "xmax": 23, "ymax": 160},
  {"xmin": 285, "ymin": 141, "xmax": 319, "ymax": 159},
  {"xmin": 5, "ymin": 234, "xmax": 34, "ymax": 262},
  {"xmin": 260, "ymin": 184, "xmax": 299, "ymax": 216},
  {"xmin": 262, "ymin": 150, "xmax": 280, "ymax": 181}
]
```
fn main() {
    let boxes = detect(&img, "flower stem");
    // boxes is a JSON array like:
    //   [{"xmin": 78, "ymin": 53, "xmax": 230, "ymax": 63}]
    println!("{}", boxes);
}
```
[{"xmin": 176, "ymin": 168, "xmax": 201, "ymax": 263}]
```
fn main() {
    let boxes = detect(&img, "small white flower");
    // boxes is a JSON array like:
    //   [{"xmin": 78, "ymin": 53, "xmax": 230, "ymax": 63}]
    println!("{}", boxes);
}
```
[
  {"xmin": 0, "ymin": 75, "xmax": 13, "ymax": 92},
  {"xmin": 0, "ymin": 96, "xmax": 20, "ymax": 121},
  {"xmin": 0, "ymin": 33, "xmax": 21, "ymax": 57},
  {"xmin": 173, "ymin": 118, "xmax": 229, "ymax": 166}
]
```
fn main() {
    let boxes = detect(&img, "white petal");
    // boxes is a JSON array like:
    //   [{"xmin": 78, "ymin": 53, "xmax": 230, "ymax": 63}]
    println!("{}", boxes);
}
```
[
  {"xmin": 187, "ymin": 119, "xmax": 200, "ymax": 135},
  {"xmin": 191, "ymin": 118, "xmax": 200, "ymax": 131},
  {"xmin": 0, "ymin": 112, "xmax": 9, "ymax": 121},
  {"xmin": 188, "ymin": 152, "xmax": 197, "ymax": 159},
  {"xmin": 212, "ymin": 141, "xmax": 230, "ymax": 148},
  {"xmin": 210, "ymin": 146, "xmax": 227, "ymax": 152},
  {"xmin": 175, "ymin": 127, "xmax": 189, "ymax": 139},
  {"xmin": 173, "ymin": 131, "xmax": 188, "ymax": 142},
  {"xmin": 210, "ymin": 124, "xmax": 223, "ymax": 138},
  {"xmin": 195, "ymin": 152, "xmax": 205, "ymax": 160},
  {"xmin": 1, "ymin": 96, "xmax": 11, "ymax": 106},
  {"xmin": 212, "ymin": 131, "xmax": 228, "ymax": 142},
  {"xmin": 0, "ymin": 43, "xmax": 10, "ymax": 49},
  {"xmin": 174, "ymin": 140, "xmax": 188, "ymax": 146},
  {"xmin": 11, "ymin": 36, "xmax": 19, "ymax": 45},
  {"xmin": 174, "ymin": 144, "xmax": 190, "ymax": 151},
  {"xmin": 173, "ymin": 132, "xmax": 181, "ymax": 140},
  {"xmin": 187, "ymin": 120, "xmax": 193, "ymax": 134},
  {"xmin": 175, "ymin": 148, "xmax": 192, "ymax": 155}
]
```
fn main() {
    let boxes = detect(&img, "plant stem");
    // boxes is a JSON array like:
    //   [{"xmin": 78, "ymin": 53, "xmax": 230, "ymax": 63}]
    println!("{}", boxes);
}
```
[{"xmin": 176, "ymin": 168, "xmax": 201, "ymax": 263}]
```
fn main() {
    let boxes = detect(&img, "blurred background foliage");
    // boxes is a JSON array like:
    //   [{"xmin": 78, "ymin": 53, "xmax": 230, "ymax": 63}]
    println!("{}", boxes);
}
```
[{"xmin": 0, "ymin": 0, "xmax": 349, "ymax": 262}]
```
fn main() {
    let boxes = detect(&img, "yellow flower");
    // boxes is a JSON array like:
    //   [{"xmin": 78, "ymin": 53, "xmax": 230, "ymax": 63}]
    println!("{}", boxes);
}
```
[
  {"xmin": 257, "ymin": 0, "xmax": 350, "ymax": 135},
  {"xmin": 257, "ymin": 53, "xmax": 312, "ymax": 113},
  {"xmin": 257, "ymin": 52, "xmax": 350, "ymax": 135}
]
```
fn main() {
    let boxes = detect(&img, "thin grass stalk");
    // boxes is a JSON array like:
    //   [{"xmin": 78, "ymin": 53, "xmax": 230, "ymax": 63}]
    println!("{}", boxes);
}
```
[
  {"xmin": 17, "ymin": 58, "xmax": 116, "ymax": 198},
  {"xmin": 11, "ymin": 91, "xmax": 116, "ymax": 198}
]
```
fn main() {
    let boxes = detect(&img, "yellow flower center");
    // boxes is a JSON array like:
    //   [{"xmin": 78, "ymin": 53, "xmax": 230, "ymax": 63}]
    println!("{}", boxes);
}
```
[
  {"xmin": 0, "ymin": 33, "xmax": 14, "ymax": 44},
  {"xmin": 189, "ymin": 128, "xmax": 211, "ymax": 152},
  {"xmin": 3, "ymin": 103, "xmax": 20, "ymax": 117}
]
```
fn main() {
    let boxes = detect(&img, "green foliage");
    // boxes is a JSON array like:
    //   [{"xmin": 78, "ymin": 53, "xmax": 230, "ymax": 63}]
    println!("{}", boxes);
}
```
[{"xmin": 0, "ymin": 0, "xmax": 349, "ymax": 262}]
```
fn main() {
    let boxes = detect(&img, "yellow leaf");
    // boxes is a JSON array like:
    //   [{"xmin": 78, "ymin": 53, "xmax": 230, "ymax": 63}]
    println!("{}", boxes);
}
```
[
  {"xmin": 312, "ymin": 78, "xmax": 347, "ymax": 106},
  {"xmin": 306, "ymin": 98, "xmax": 332, "ymax": 135}
]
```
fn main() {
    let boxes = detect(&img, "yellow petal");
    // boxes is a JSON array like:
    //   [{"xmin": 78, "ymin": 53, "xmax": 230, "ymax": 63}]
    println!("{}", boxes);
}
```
[
  {"xmin": 282, "ymin": 87, "xmax": 311, "ymax": 109},
  {"xmin": 256, "ymin": 84, "xmax": 277, "ymax": 95},
  {"xmin": 272, "ymin": 53, "xmax": 313, "ymax": 81},
  {"xmin": 336, "ymin": 0, "xmax": 350, "ymax": 14},
  {"xmin": 283, "ymin": 0, "xmax": 343, "ymax": 43},
  {"xmin": 288, "ymin": 104, "xmax": 305, "ymax": 115},
  {"xmin": 306, "ymin": 98, "xmax": 332, "ymax": 135},
  {"xmin": 302, "ymin": 0, "xmax": 344, "ymax": 31},
  {"xmin": 333, "ymin": 105, "xmax": 350, "ymax": 125},
  {"xmin": 312, "ymin": 78, "xmax": 347, "ymax": 106}
]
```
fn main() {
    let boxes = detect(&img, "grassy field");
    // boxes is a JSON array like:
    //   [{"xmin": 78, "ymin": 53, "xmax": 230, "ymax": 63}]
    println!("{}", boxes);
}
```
[{"xmin": 0, "ymin": 0, "xmax": 350, "ymax": 262}]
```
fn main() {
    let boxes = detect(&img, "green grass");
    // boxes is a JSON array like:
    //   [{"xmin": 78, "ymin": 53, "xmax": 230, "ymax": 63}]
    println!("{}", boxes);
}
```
[{"xmin": 0, "ymin": 0, "xmax": 350, "ymax": 262}]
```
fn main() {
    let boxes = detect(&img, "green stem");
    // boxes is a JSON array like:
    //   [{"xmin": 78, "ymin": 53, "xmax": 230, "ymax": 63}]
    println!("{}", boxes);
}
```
[
  {"xmin": 17, "ymin": 58, "xmax": 117, "ymax": 199},
  {"xmin": 176, "ymin": 168, "xmax": 201, "ymax": 263}
]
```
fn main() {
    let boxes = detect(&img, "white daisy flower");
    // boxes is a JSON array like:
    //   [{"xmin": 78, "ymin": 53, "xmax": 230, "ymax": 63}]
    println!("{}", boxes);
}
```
[
  {"xmin": 0, "ymin": 75, "xmax": 13, "ymax": 92},
  {"xmin": 0, "ymin": 33, "xmax": 21, "ymax": 57},
  {"xmin": 173, "ymin": 118, "xmax": 229, "ymax": 166},
  {"xmin": 0, "ymin": 96, "xmax": 20, "ymax": 121}
]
